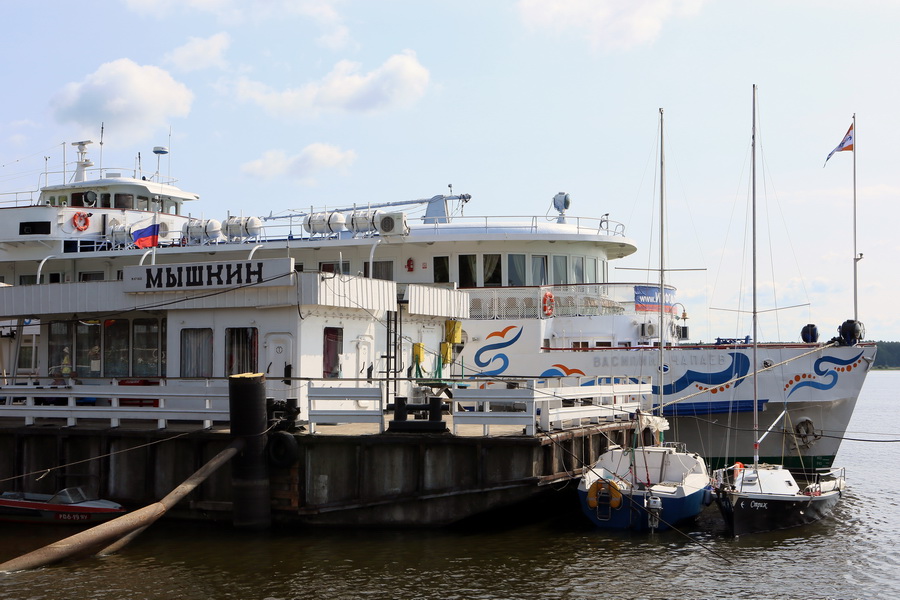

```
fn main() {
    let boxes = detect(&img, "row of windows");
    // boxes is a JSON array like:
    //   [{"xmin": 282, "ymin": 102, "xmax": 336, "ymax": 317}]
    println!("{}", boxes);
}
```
[
  {"xmin": 49, "ymin": 318, "xmax": 165, "ymax": 379},
  {"xmin": 435, "ymin": 254, "xmax": 603, "ymax": 288},
  {"xmin": 46, "ymin": 192, "xmax": 180, "ymax": 214}
]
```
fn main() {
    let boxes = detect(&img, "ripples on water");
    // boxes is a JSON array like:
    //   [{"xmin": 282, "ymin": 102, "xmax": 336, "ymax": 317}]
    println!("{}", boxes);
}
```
[{"xmin": 1, "ymin": 372, "xmax": 898, "ymax": 600}]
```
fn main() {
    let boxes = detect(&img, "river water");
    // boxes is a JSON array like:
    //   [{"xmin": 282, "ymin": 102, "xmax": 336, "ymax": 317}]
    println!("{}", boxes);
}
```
[{"xmin": 1, "ymin": 371, "xmax": 897, "ymax": 600}]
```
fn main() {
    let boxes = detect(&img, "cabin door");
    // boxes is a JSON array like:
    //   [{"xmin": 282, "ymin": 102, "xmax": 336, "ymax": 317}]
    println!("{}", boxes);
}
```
[{"xmin": 265, "ymin": 332, "xmax": 294, "ymax": 400}]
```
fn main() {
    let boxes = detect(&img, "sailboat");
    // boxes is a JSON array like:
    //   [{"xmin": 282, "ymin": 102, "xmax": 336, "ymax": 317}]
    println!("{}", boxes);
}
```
[
  {"xmin": 713, "ymin": 85, "xmax": 847, "ymax": 536},
  {"xmin": 577, "ymin": 109, "xmax": 712, "ymax": 532}
]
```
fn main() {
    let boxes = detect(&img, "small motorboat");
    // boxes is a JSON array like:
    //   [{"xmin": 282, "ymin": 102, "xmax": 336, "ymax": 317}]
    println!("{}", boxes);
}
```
[{"xmin": 0, "ymin": 486, "xmax": 125, "ymax": 524}]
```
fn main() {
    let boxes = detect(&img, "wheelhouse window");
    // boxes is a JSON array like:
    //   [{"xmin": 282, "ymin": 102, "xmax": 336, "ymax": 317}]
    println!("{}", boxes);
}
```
[
  {"xmin": 459, "ymin": 254, "xmax": 477, "ymax": 288},
  {"xmin": 323, "ymin": 327, "xmax": 343, "ymax": 378},
  {"xmin": 181, "ymin": 328, "xmax": 213, "ymax": 378},
  {"xmin": 483, "ymin": 254, "xmax": 502, "ymax": 287},
  {"xmin": 114, "ymin": 194, "xmax": 134, "ymax": 209},
  {"xmin": 507, "ymin": 254, "xmax": 526, "ymax": 286},
  {"xmin": 587, "ymin": 257, "xmax": 598, "ymax": 284},
  {"xmin": 532, "ymin": 255, "xmax": 548, "ymax": 286},
  {"xmin": 433, "ymin": 256, "xmax": 450, "ymax": 283},
  {"xmin": 104, "ymin": 319, "xmax": 130, "ymax": 377},
  {"xmin": 552, "ymin": 255, "xmax": 568, "ymax": 285},
  {"xmin": 573, "ymin": 256, "xmax": 585, "ymax": 284}
]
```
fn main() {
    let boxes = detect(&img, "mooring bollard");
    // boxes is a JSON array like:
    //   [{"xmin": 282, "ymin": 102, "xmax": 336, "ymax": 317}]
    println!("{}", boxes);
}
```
[{"xmin": 228, "ymin": 373, "xmax": 271, "ymax": 529}]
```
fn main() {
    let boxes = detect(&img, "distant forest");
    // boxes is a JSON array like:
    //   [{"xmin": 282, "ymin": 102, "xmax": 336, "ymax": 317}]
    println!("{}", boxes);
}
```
[{"xmin": 873, "ymin": 342, "xmax": 900, "ymax": 369}]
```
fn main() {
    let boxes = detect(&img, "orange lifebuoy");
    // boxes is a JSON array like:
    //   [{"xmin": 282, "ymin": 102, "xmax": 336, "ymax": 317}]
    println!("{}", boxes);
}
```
[
  {"xmin": 587, "ymin": 479, "xmax": 622, "ymax": 509},
  {"xmin": 542, "ymin": 291, "xmax": 555, "ymax": 316},
  {"xmin": 733, "ymin": 461, "xmax": 745, "ymax": 481},
  {"xmin": 72, "ymin": 211, "xmax": 90, "ymax": 231}
]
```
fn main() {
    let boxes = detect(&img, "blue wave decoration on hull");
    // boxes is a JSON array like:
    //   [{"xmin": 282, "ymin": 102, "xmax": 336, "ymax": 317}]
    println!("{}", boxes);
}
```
[
  {"xmin": 472, "ymin": 327, "xmax": 524, "ymax": 376},
  {"xmin": 654, "ymin": 352, "xmax": 750, "ymax": 396},
  {"xmin": 786, "ymin": 350, "xmax": 864, "ymax": 396}
]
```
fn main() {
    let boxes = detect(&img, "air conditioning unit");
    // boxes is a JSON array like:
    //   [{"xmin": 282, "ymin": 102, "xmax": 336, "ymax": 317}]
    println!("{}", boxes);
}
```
[
  {"xmin": 377, "ymin": 211, "xmax": 408, "ymax": 236},
  {"xmin": 640, "ymin": 323, "xmax": 657, "ymax": 338}
]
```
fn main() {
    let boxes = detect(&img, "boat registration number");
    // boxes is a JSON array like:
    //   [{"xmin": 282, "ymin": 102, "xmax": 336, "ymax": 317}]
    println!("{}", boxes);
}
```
[{"xmin": 56, "ymin": 513, "xmax": 91, "ymax": 521}]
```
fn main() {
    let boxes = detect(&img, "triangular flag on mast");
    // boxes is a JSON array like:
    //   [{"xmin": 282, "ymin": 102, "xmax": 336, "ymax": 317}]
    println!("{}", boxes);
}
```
[{"xmin": 825, "ymin": 123, "xmax": 854, "ymax": 166}]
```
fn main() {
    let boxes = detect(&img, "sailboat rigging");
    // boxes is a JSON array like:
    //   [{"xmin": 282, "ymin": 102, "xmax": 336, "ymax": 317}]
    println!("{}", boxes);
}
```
[{"xmin": 713, "ymin": 85, "xmax": 847, "ymax": 536}]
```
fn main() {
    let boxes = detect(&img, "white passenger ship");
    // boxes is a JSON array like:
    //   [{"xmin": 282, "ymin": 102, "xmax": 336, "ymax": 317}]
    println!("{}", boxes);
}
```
[{"xmin": 0, "ymin": 141, "xmax": 874, "ymax": 469}]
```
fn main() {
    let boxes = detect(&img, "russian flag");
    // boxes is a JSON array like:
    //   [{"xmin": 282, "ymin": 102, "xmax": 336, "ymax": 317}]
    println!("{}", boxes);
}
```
[{"xmin": 132, "ymin": 223, "xmax": 160, "ymax": 248}]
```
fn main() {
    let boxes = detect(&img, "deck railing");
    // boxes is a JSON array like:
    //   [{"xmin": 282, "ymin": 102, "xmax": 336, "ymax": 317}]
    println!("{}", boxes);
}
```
[{"xmin": 0, "ymin": 377, "xmax": 651, "ymax": 435}]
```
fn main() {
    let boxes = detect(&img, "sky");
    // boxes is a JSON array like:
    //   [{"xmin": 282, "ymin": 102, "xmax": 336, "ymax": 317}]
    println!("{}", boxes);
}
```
[{"xmin": 1, "ymin": 0, "xmax": 898, "ymax": 341}]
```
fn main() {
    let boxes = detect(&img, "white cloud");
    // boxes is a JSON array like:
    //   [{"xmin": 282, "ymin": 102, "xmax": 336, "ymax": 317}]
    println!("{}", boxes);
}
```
[
  {"xmin": 235, "ymin": 50, "xmax": 429, "ymax": 118},
  {"xmin": 517, "ymin": 0, "xmax": 708, "ymax": 51},
  {"xmin": 288, "ymin": 0, "xmax": 351, "ymax": 50},
  {"xmin": 123, "ymin": 0, "xmax": 242, "ymax": 21},
  {"xmin": 165, "ymin": 33, "xmax": 231, "ymax": 72},
  {"xmin": 240, "ymin": 143, "xmax": 357, "ymax": 182},
  {"xmin": 52, "ymin": 59, "xmax": 193, "ymax": 144}
]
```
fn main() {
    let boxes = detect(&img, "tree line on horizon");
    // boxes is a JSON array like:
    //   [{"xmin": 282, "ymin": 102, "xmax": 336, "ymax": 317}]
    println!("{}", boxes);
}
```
[{"xmin": 873, "ymin": 341, "xmax": 900, "ymax": 369}]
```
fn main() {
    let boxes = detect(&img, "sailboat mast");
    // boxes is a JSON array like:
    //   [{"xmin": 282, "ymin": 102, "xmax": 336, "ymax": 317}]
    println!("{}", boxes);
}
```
[
  {"xmin": 658, "ymin": 108, "xmax": 666, "ymax": 413},
  {"xmin": 852, "ymin": 112, "xmax": 858, "ymax": 322},
  {"xmin": 752, "ymin": 85, "xmax": 760, "ymax": 469}
]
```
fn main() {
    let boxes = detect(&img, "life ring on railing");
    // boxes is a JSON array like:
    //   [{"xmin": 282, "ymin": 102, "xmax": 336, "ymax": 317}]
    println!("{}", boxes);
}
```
[
  {"xmin": 542, "ymin": 291, "xmax": 555, "ymax": 316},
  {"xmin": 72, "ymin": 211, "xmax": 90, "ymax": 231},
  {"xmin": 732, "ymin": 461, "xmax": 745, "ymax": 482},
  {"xmin": 587, "ymin": 479, "xmax": 622, "ymax": 509}
]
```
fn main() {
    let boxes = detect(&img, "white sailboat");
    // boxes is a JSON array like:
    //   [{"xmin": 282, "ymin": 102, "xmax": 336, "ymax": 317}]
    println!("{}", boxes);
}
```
[
  {"xmin": 713, "ymin": 86, "xmax": 846, "ymax": 536},
  {"xmin": 578, "ymin": 109, "xmax": 712, "ymax": 532}
]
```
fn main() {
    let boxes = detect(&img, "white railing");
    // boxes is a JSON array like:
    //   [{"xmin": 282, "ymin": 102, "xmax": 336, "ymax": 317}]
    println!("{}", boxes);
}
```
[
  {"xmin": 0, "ymin": 377, "xmax": 651, "ymax": 436},
  {"xmin": 0, "ymin": 381, "xmax": 229, "ymax": 429},
  {"xmin": 306, "ymin": 383, "xmax": 384, "ymax": 433},
  {"xmin": 451, "ymin": 378, "xmax": 649, "ymax": 435}
]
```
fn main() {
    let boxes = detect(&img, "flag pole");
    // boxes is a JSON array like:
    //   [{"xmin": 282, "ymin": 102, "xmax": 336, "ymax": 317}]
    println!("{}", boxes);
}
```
[{"xmin": 852, "ymin": 113, "xmax": 859, "ymax": 322}]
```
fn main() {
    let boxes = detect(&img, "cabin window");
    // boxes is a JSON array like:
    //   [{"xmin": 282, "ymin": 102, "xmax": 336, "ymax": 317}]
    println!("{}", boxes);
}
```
[
  {"xmin": 75, "ymin": 320, "xmax": 102, "ymax": 378},
  {"xmin": 137, "ymin": 196, "xmax": 150, "ymax": 211},
  {"xmin": 104, "ymin": 319, "xmax": 130, "ymax": 377},
  {"xmin": 552, "ymin": 255, "xmax": 568, "ymax": 285},
  {"xmin": 133, "ymin": 319, "xmax": 161, "ymax": 377},
  {"xmin": 79, "ymin": 271, "xmax": 104, "ymax": 282},
  {"xmin": 483, "ymin": 254, "xmax": 501, "ymax": 287},
  {"xmin": 323, "ymin": 327, "xmax": 343, "ymax": 378},
  {"xmin": 507, "ymin": 254, "xmax": 526, "ymax": 286},
  {"xmin": 114, "ymin": 194, "xmax": 134, "ymax": 209},
  {"xmin": 319, "ymin": 261, "xmax": 350, "ymax": 274},
  {"xmin": 71, "ymin": 192, "xmax": 85, "ymax": 207},
  {"xmin": 595, "ymin": 341, "xmax": 612, "ymax": 347},
  {"xmin": 574, "ymin": 341, "xmax": 589, "ymax": 352},
  {"xmin": 181, "ymin": 328, "xmax": 213, "ymax": 378},
  {"xmin": 100, "ymin": 193, "xmax": 112, "ymax": 208},
  {"xmin": 433, "ymin": 256, "xmax": 450, "ymax": 283},
  {"xmin": 17, "ymin": 343, "xmax": 35, "ymax": 372},
  {"xmin": 532, "ymin": 255, "xmax": 548, "ymax": 286},
  {"xmin": 58, "ymin": 195, "xmax": 68, "ymax": 206},
  {"xmin": 458, "ymin": 255, "xmax": 477, "ymax": 288},
  {"xmin": 294, "ymin": 263, "xmax": 304, "ymax": 273},
  {"xmin": 48, "ymin": 321, "xmax": 74, "ymax": 379},
  {"xmin": 162, "ymin": 199, "xmax": 178, "ymax": 214},
  {"xmin": 363, "ymin": 260, "xmax": 394, "ymax": 281},
  {"xmin": 225, "ymin": 327, "xmax": 258, "ymax": 376},
  {"xmin": 19, "ymin": 273, "xmax": 62, "ymax": 285},
  {"xmin": 574, "ymin": 256, "xmax": 585, "ymax": 284},
  {"xmin": 587, "ymin": 257, "xmax": 598, "ymax": 284}
]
